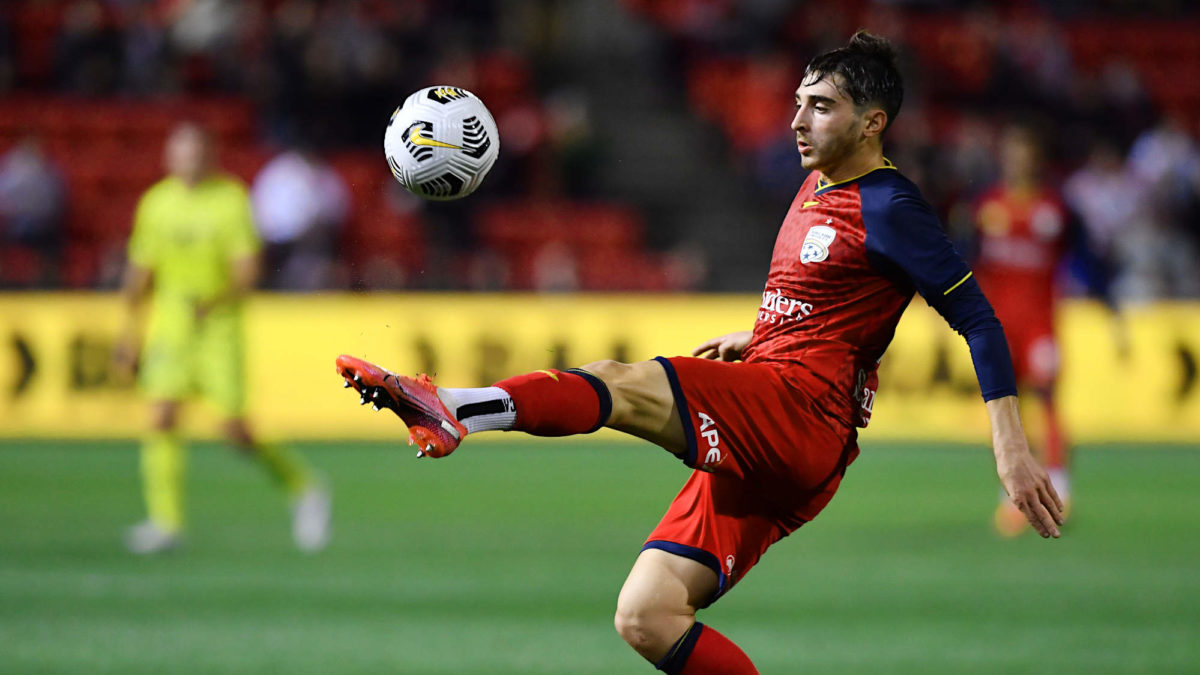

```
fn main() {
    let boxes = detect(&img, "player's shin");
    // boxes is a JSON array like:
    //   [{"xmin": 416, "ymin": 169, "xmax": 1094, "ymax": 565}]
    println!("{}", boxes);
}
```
[
  {"xmin": 454, "ymin": 368, "xmax": 612, "ymax": 436},
  {"xmin": 254, "ymin": 441, "xmax": 313, "ymax": 497},
  {"xmin": 141, "ymin": 431, "xmax": 185, "ymax": 533}
]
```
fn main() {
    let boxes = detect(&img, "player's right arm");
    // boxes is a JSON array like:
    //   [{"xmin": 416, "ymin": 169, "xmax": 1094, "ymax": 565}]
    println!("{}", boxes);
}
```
[
  {"xmin": 692, "ymin": 331, "xmax": 753, "ymax": 361},
  {"xmin": 113, "ymin": 188, "xmax": 159, "ymax": 380},
  {"xmin": 113, "ymin": 262, "xmax": 152, "ymax": 381}
]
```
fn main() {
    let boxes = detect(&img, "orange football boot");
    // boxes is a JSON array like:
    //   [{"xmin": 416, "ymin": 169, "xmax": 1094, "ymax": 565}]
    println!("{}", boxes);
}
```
[
  {"xmin": 336, "ymin": 355, "xmax": 467, "ymax": 458},
  {"xmin": 993, "ymin": 499, "xmax": 1029, "ymax": 537}
]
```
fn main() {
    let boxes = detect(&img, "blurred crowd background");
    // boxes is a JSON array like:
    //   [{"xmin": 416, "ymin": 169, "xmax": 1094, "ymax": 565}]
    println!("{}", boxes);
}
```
[{"xmin": 1, "ymin": 0, "xmax": 1199, "ymax": 298}]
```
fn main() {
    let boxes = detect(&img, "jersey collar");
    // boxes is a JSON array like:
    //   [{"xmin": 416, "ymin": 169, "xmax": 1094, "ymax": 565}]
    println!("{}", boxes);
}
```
[{"xmin": 814, "ymin": 157, "xmax": 897, "ymax": 194}]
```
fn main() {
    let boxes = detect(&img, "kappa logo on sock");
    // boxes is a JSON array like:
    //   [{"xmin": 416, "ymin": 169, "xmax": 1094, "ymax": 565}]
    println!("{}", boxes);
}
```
[
  {"xmin": 698, "ymin": 412, "xmax": 724, "ymax": 469},
  {"xmin": 726, "ymin": 555, "xmax": 735, "ymax": 572}
]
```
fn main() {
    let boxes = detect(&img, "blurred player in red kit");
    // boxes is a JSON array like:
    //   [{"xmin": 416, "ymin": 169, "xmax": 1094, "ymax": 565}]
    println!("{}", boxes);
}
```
[
  {"xmin": 970, "ymin": 124, "xmax": 1072, "ymax": 536},
  {"xmin": 337, "ymin": 32, "xmax": 1063, "ymax": 674}
]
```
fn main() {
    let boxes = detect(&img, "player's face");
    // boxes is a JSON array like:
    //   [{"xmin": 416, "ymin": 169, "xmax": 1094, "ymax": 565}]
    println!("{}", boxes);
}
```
[
  {"xmin": 164, "ymin": 125, "xmax": 213, "ymax": 184},
  {"xmin": 791, "ymin": 75, "xmax": 869, "ymax": 175},
  {"xmin": 1000, "ymin": 129, "xmax": 1040, "ymax": 185}
]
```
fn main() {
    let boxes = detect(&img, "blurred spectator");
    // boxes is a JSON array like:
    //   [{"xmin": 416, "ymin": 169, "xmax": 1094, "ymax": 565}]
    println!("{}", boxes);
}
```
[
  {"xmin": 1066, "ymin": 136, "xmax": 1200, "ymax": 304},
  {"xmin": 53, "ymin": 0, "xmax": 122, "ymax": 95},
  {"xmin": 1128, "ymin": 116, "xmax": 1200, "ymax": 231},
  {"xmin": 250, "ymin": 145, "xmax": 349, "ymax": 290},
  {"xmin": 531, "ymin": 240, "xmax": 580, "ymax": 292},
  {"xmin": 1125, "ymin": 116, "xmax": 1200, "ymax": 298},
  {"xmin": 543, "ymin": 88, "xmax": 603, "ymax": 198},
  {"xmin": 1063, "ymin": 139, "xmax": 1148, "ymax": 282},
  {"xmin": 256, "ymin": 0, "xmax": 401, "ymax": 148},
  {"xmin": 0, "ymin": 135, "xmax": 66, "ymax": 286},
  {"xmin": 0, "ymin": 12, "xmax": 15, "ymax": 94},
  {"xmin": 941, "ymin": 115, "xmax": 998, "ymax": 201},
  {"xmin": 120, "ymin": 2, "xmax": 170, "ymax": 94}
]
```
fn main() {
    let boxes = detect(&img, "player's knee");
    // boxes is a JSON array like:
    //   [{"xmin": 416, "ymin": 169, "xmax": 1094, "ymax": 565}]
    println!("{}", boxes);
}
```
[
  {"xmin": 222, "ymin": 420, "xmax": 255, "ymax": 452},
  {"xmin": 149, "ymin": 403, "xmax": 178, "ymax": 432},
  {"xmin": 613, "ymin": 604, "xmax": 666, "ymax": 659},
  {"xmin": 613, "ymin": 595, "xmax": 685, "ymax": 661}
]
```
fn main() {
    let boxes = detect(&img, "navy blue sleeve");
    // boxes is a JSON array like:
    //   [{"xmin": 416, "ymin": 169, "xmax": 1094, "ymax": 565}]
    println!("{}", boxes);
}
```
[{"xmin": 862, "ymin": 185, "xmax": 1018, "ymax": 401}]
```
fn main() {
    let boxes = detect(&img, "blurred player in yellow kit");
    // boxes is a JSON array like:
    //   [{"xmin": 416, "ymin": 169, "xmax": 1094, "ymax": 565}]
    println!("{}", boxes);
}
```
[{"xmin": 114, "ymin": 122, "xmax": 330, "ymax": 554}]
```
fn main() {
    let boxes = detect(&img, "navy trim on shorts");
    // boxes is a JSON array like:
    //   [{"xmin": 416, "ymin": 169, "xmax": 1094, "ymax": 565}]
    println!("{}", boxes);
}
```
[
  {"xmin": 653, "ymin": 356, "xmax": 698, "ymax": 467},
  {"xmin": 642, "ymin": 540, "xmax": 728, "ymax": 608}
]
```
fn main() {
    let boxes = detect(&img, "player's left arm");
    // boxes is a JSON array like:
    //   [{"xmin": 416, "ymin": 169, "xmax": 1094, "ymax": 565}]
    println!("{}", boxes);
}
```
[
  {"xmin": 865, "ymin": 190, "xmax": 1063, "ymax": 537},
  {"xmin": 987, "ymin": 395, "xmax": 1063, "ymax": 538},
  {"xmin": 197, "ymin": 184, "xmax": 263, "ymax": 318}
]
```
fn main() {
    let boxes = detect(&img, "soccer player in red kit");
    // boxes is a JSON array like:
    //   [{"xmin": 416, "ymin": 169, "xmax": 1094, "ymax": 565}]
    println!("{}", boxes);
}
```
[
  {"xmin": 337, "ymin": 32, "xmax": 1064, "ymax": 674},
  {"xmin": 970, "ymin": 124, "xmax": 1072, "ymax": 536}
]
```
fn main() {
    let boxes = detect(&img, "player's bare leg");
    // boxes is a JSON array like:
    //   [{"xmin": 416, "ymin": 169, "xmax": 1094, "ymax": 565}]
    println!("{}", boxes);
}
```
[
  {"xmin": 616, "ymin": 550, "xmax": 717, "ymax": 660},
  {"xmin": 334, "ymin": 355, "xmax": 684, "ymax": 456},
  {"xmin": 575, "ymin": 359, "xmax": 686, "ymax": 454},
  {"xmin": 615, "ymin": 549, "xmax": 759, "ymax": 672}
]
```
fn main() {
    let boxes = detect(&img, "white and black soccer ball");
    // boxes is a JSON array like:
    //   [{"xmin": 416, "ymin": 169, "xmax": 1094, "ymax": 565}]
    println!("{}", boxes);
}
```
[{"xmin": 383, "ymin": 86, "xmax": 500, "ymax": 201}]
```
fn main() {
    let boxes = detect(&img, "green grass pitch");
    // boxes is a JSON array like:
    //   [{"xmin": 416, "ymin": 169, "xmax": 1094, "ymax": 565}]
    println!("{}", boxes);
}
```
[{"xmin": 1, "ymin": 439, "xmax": 1197, "ymax": 674}]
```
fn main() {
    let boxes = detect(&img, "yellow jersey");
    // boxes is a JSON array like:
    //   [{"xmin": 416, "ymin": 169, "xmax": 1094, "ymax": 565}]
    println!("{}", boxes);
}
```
[{"xmin": 129, "ymin": 173, "xmax": 260, "ymax": 301}]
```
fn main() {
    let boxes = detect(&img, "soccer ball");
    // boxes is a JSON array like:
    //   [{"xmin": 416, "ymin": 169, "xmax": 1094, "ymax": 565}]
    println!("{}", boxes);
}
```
[{"xmin": 383, "ymin": 86, "xmax": 500, "ymax": 201}]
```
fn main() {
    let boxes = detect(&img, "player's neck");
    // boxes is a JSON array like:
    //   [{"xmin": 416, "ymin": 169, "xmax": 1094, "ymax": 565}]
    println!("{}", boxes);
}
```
[
  {"xmin": 174, "ymin": 171, "xmax": 213, "ymax": 189},
  {"xmin": 1004, "ymin": 177, "xmax": 1037, "ymax": 198},
  {"xmin": 819, "ymin": 147, "xmax": 887, "ymax": 185}
]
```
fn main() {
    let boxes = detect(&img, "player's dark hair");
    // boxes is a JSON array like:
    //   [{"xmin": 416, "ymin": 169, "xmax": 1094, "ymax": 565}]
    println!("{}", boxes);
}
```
[{"xmin": 803, "ymin": 30, "xmax": 904, "ymax": 132}]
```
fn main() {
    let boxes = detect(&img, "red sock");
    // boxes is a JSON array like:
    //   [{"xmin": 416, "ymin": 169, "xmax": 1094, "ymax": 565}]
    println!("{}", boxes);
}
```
[
  {"xmin": 681, "ymin": 625, "xmax": 759, "ymax": 675},
  {"xmin": 1043, "ymin": 395, "xmax": 1067, "ymax": 470},
  {"xmin": 658, "ymin": 623, "xmax": 758, "ymax": 675},
  {"xmin": 493, "ymin": 369, "xmax": 611, "ymax": 436}
]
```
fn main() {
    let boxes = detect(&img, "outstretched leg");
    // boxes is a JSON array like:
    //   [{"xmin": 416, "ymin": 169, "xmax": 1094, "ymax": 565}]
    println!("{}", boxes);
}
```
[
  {"xmin": 616, "ymin": 549, "xmax": 759, "ymax": 673},
  {"xmin": 335, "ymin": 355, "xmax": 686, "ymax": 459}
]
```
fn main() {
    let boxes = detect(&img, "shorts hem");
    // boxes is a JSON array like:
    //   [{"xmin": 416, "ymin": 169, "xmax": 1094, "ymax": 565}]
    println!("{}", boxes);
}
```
[
  {"xmin": 642, "ymin": 539, "xmax": 728, "ymax": 607},
  {"xmin": 653, "ymin": 356, "xmax": 698, "ymax": 468}
]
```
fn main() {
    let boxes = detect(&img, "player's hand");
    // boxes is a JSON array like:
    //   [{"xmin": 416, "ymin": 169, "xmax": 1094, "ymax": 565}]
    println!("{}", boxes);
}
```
[
  {"xmin": 994, "ymin": 441, "xmax": 1065, "ymax": 538},
  {"xmin": 111, "ymin": 336, "xmax": 140, "ymax": 383},
  {"xmin": 193, "ymin": 298, "xmax": 214, "ymax": 321},
  {"xmin": 692, "ymin": 331, "xmax": 753, "ymax": 362}
]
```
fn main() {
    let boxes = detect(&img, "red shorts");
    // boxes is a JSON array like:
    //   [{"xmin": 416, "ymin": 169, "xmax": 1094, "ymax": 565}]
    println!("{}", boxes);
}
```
[
  {"xmin": 1005, "ymin": 323, "xmax": 1058, "ymax": 387},
  {"xmin": 644, "ymin": 356, "xmax": 858, "ymax": 605}
]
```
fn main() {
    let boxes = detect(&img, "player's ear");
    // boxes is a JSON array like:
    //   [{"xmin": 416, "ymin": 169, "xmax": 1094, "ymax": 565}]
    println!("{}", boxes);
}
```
[{"xmin": 862, "ymin": 108, "xmax": 887, "ymax": 139}]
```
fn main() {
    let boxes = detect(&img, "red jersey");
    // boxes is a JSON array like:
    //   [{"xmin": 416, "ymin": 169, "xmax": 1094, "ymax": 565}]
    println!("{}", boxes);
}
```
[
  {"xmin": 742, "ymin": 165, "xmax": 1016, "ymax": 429},
  {"xmin": 972, "ymin": 186, "xmax": 1068, "ymax": 331}
]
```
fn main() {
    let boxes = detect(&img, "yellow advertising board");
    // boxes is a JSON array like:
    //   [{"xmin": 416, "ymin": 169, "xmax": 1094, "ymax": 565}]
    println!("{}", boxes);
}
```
[{"xmin": 0, "ymin": 293, "xmax": 1197, "ymax": 442}]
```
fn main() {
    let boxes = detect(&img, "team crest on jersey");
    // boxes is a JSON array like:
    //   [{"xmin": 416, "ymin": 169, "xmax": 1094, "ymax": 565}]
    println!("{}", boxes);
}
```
[{"xmin": 800, "ymin": 225, "xmax": 837, "ymax": 264}]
